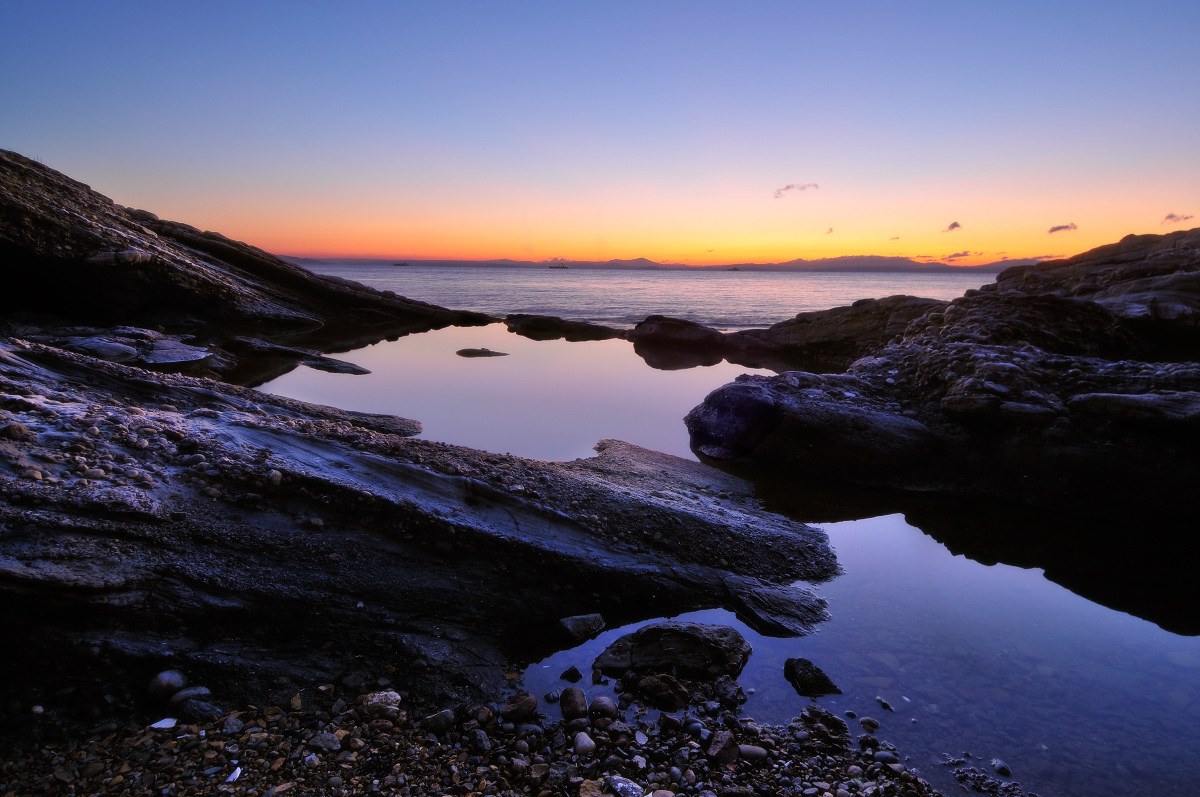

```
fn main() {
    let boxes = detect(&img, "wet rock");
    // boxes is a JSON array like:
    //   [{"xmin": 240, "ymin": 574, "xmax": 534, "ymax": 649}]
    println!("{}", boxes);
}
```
[
  {"xmin": 783, "ymin": 657, "xmax": 842, "ymax": 697},
  {"xmin": 504, "ymin": 314, "xmax": 623, "ymax": 342},
  {"xmin": 559, "ymin": 687, "xmax": 588, "ymax": 721},
  {"xmin": 560, "ymin": 613, "xmax": 606, "ymax": 641},
  {"xmin": 456, "ymin": 347, "xmax": 509, "ymax": 357},
  {"xmin": 501, "ymin": 691, "xmax": 538, "ymax": 723},
  {"xmin": 588, "ymin": 695, "xmax": 618, "ymax": 720},
  {"xmin": 560, "ymin": 665, "xmax": 583, "ymax": 683},
  {"xmin": 594, "ymin": 621, "xmax": 752, "ymax": 679},
  {"xmin": 992, "ymin": 758, "xmax": 1012, "ymax": 777},
  {"xmin": 637, "ymin": 674, "xmax": 690, "ymax": 711}
]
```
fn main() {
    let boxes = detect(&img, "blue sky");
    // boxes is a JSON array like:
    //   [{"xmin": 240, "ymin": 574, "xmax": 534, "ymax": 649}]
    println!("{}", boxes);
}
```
[{"xmin": 3, "ymin": 1, "xmax": 1197, "ymax": 263}]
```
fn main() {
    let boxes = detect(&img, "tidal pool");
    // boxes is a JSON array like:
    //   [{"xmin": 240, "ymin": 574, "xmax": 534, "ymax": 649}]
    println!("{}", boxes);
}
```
[{"xmin": 262, "ymin": 324, "xmax": 1200, "ymax": 797}]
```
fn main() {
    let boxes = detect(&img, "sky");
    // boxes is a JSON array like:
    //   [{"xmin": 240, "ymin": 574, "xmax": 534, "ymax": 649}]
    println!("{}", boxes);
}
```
[{"xmin": 2, "ymin": 1, "xmax": 1198, "ymax": 266}]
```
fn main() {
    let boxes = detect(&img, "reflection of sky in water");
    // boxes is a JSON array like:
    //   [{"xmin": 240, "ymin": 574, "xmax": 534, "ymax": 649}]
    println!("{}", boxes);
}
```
[
  {"xmin": 524, "ymin": 518, "xmax": 1200, "ymax": 797},
  {"xmin": 266, "ymin": 323, "xmax": 769, "ymax": 461},
  {"xmin": 264, "ymin": 329, "xmax": 1200, "ymax": 797}
]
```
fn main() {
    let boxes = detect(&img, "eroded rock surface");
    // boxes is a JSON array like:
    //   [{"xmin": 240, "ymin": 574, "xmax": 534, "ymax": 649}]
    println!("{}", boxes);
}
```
[{"xmin": 0, "ymin": 339, "xmax": 835, "ymax": 717}]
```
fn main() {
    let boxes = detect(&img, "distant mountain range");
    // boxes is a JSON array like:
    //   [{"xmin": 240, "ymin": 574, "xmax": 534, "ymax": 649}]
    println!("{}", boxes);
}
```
[{"xmin": 285, "ymin": 254, "xmax": 1029, "ymax": 273}]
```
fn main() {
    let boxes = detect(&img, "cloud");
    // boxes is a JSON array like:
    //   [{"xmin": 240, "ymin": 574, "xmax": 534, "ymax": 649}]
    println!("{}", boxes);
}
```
[
  {"xmin": 774, "ymin": 183, "xmax": 819, "ymax": 199},
  {"xmin": 944, "ymin": 250, "xmax": 972, "ymax": 261},
  {"xmin": 943, "ymin": 221, "xmax": 961, "ymax": 232},
  {"xmin": 1048, "ymin": 223, "xmax": 1078, "ymax": 234},
  {"xmin": 825, "ymin": 227, "xmax": 833, "ymax": 234},
  {"xmin": 889, "ymin": 236, "xmax": 900, "ymax": 240},
  {"xmin": 1163, "ymin": 213, "xmax": 1194, "ymax": 225}
]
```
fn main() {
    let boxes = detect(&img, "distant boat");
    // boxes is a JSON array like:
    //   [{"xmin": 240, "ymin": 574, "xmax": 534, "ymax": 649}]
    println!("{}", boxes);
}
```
[
  {"xmin": 548, "ymin": 263, "xmax": 569, "ymax": 269},
  {"xmin": 726, "ymin": 267, "xmax": 741, "ymax": 271},
  {"xmin": 393, "ymin": 261, "xmax": 410, "ymax": 267}
]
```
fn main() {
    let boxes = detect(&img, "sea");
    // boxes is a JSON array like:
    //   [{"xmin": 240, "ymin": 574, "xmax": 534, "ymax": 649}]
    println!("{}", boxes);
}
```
[
  {"xmin": 302, "ymin": 262, "xmax": 993, "ymax": 329},
  {"xmin": 262, "ymin": 264, "xmax": 1199, "ymax": 797}
]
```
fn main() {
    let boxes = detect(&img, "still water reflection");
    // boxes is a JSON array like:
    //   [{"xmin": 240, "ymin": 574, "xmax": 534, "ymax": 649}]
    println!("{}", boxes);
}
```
[
  {"xmin": 263, "ymin": 324, "xmax": 1199, "ymax": 797},
  {"xmin": 265, "ymin": 323, "xmax": 768, "ymax": 461},
  {"xmin": 524, "ymin": 514, "xmax": 1200, "ymax": 797}
]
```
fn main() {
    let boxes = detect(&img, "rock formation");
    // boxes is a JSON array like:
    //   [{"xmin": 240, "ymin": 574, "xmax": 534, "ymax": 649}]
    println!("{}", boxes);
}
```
[
  {"xmin": 0, "ymin": 151, "xmax": 844, "ymax": 726},
  {"xmin": 0, "ymin": 149, "xmax": 491, "ymax": 384},
  {"xmin": 0, "ymin": 338, "xmax": 836, "ymax": 721},
  {"xmin": 686, "ymin": 227, "xmax": 1200, "ymax": 633}
]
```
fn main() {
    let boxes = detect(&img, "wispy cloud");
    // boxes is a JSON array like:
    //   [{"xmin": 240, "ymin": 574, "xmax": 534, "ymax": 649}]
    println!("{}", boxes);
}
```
[
  {"xmin": 1048, "ymin": 223, "xmax": 1078, "ymax": 234},
  {"xmin": 889, "ymin": 236, "xmax": 900, "ymax": 240},
  {"xmin": 1163, "ymin": 213, "xmax": 1194, "ymax": 225},
  {"xmin": 944, "ymin": 250, "xmax": 983, "ymax": 262},
  {"xmin": 774, "ymin": 183, "xmax": 819, "ymax": 199},
  {"xmin": 943, "ymin": 221, "xmax": 961, "ymax": 232},
  {"xmin": 825, "ymin": 227, "xmax": 833, "ymax": 234}
]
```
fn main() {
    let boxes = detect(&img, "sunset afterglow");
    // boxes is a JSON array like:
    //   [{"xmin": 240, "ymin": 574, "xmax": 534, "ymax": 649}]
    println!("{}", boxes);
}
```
[{"xmin": 2, "ymin": 2, "xmax": 1197, "ymax": 266}]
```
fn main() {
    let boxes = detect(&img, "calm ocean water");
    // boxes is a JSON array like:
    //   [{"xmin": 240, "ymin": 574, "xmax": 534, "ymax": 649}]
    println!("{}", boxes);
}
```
[
  {"xmin": 305, "ymin": 263, "xmax": 996, "ymax": 328},
  {"xmin": 263, "ymin": 264, "xmax": 1199, "ymax": 797}
]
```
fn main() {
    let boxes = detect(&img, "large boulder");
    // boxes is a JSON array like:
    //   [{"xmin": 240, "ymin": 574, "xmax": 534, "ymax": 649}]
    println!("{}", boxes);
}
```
[{"xmin": 592, "ymin": 621, "xmax": 751, "ymax": 679}]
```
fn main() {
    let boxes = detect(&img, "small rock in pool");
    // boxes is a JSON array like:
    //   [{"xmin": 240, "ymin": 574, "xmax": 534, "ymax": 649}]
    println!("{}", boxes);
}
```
[
  {"xmin": 991, "ymin": 758, "xmax": 1012, "ymax": 777},
  {"xmin": 456, "ymin": 347, "xmax": 509, "ymax": 358}
]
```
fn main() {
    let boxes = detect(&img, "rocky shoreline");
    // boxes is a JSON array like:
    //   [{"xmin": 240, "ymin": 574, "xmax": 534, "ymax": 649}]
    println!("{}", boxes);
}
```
[
  {"xmin": 5, "ymin": 147, "xmax": 1193, "ymax": 796},
  {"xmin": 2, "ymin": 150, "xmax": 912, "ymax": 796},
  {"xmin": 2, "ymin": 665, "xmax": 953, "ymax": 797}
]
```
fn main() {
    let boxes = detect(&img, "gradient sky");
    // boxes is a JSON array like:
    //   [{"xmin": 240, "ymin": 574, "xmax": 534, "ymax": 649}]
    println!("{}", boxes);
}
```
[{"xmin": 3, "ymin": 2, "xmax": 1198, "ymax": 265}]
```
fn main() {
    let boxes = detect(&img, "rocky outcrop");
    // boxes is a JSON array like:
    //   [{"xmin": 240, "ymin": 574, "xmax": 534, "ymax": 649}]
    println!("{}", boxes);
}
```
[
  {"xmin": 0, "ymin": 338, "xmax": 836, "ymax": 715},
  {"xmin": 686, "ymin": 228, "xmax": 1200, "ymax": 631},
  {"xmin": 724, "ymin": 295, "xmax": 946, "ymax": 370},
  {"xmin": 626, "ymin": 299, "xmax": 950, "ymax": 373},
  {"xmin": 0, "ymin": 149, "xmax": 491, "ymax": 381}
]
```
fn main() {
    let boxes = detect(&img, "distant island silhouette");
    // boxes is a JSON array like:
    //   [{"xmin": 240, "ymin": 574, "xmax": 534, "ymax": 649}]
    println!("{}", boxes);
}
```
[{"xmin": 285, "ymin": 254, "xmax": 1023, "ymax": 273}]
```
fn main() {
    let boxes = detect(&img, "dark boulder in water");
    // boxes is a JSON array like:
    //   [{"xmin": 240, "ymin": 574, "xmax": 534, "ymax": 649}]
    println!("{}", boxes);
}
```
[
  {"xmin": 593, "ymin": 621, "xmax": 752, "ymax": 679},
  {"xmin": 784, "ymin": 657, "xmax": 842, "ymax": 697}
]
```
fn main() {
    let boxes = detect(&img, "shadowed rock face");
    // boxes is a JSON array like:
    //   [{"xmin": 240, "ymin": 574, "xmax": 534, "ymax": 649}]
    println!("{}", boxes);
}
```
[{"xmin": 0, "ymin": 149, "xmax": 491, "ymax": 381}]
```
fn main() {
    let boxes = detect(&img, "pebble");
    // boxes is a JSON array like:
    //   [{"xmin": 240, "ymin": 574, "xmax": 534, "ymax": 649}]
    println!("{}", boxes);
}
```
[
  {"xmin": 167, "ymin": 685, "xmax": 212, "ymax": 705},
  {"xmin": 574, "ymin": 731, "xmax": 597, "ymax": 756},
  {"xmin": 147, "ymin": 669, "xmax": 188, "ymax": 699}
]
